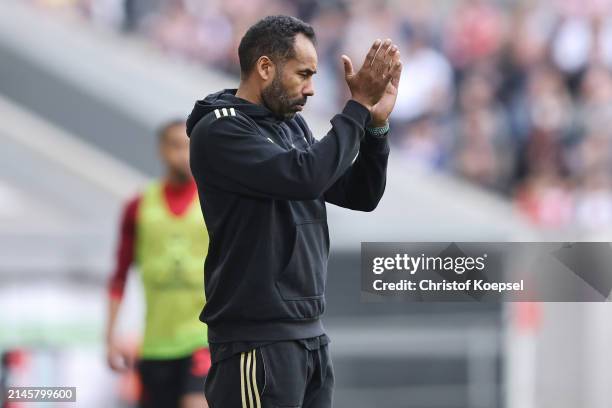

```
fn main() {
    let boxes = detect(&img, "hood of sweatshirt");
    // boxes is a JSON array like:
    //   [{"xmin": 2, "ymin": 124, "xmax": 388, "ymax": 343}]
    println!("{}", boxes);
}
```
[{"xmin": 186, "ymin": 88, "xmax": 280, "ymax": 137}]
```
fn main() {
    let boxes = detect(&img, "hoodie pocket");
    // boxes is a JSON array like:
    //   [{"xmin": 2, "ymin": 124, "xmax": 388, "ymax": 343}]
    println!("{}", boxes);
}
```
[{"xmin": 276, "ymin": 220, "xmax": 329, "ymax": 301}]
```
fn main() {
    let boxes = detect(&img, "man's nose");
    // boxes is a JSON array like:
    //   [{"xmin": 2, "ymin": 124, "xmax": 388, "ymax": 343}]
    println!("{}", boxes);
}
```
[{"xmin": 303, "ymin": 81, "xmax": 314, "ymax": 97}]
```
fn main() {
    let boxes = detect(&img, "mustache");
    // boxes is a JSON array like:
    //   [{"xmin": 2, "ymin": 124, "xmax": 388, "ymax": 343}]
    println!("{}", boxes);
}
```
[{"xmin": 293, "ymin": 97, "xmax": 307, "ymax": 106}]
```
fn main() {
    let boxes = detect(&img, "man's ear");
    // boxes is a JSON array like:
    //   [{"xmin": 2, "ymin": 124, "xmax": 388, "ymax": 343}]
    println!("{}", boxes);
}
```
[{"xmin": 256, "ymin": 56, "xmax": 275, "ymax": 82}]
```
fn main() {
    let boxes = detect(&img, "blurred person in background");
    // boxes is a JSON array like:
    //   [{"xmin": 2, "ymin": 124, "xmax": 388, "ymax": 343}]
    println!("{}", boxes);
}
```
[
  {"xmin": 454, "ymin": 109, "xmax": 506, "ymax": 190},
  {"xmin": 577, "ymin": 64, "xmax": 612, "ymax": 134},
  {"xmin": 574, "ymin": 164, "xmax": 612, "ymax": 231},
  {"xmin": 393, "ymin": 25, "xmax": 453, "ymax": 123},
  {"xmin": 514, "ymin": 163, "xmax": 575, "ymax": 228},
  {"xmin": 105, "ymin": 120, "xmax": 210, "ymax": 408},
  {"xmin": 514, "ymin": 91, "xmax": 575, "ymax": 233},
  {"xmin": 392, "ymin": 114, "xmax": 448, "ymax": 171},
  {"xmin": 453, "ymin": 71, "xmax": 515, "ymax": 192},
  {"xmin": 512, "ymin": 64, "xmax": 575, "ymax": 181},
  {"xmin": 550, "ymin": 0, "xmax": 612, "ymax": 82},
  {"xmin": 444, "ymin": 0, "xmax": 506, "ymax": 75}
]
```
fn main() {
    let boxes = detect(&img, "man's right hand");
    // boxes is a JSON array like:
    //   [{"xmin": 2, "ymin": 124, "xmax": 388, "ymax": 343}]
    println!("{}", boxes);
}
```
[
  {"xmin": 106, "ymin": 339, "xmax": 136, "ymax": 372},
  {"xmin": 342, "ymin": 39, "xmax": 399, "ymax": 111}
]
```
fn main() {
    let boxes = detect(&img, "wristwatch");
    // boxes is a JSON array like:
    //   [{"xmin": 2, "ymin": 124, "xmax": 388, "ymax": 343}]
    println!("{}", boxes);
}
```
[{"xmin": 366, "ymin": 121, "xmax": 390, "ymax": 137}]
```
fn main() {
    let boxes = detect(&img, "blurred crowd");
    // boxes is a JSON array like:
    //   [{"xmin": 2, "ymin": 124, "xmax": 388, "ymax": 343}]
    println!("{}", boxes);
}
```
[{"xmin": 29, "ymin": 0, "xmax": 612, "ymax": 231}]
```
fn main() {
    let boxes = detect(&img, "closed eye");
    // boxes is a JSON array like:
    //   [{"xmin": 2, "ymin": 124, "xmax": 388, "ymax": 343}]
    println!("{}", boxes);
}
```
[{"xmin": 298, "ymin": 69, "xmax": 316, "ymax": 78}]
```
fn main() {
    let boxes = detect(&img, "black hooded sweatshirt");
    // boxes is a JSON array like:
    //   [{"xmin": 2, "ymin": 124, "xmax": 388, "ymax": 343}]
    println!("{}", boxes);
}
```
[{"xmin": 186, "ymin": 88, "xmax": 389, "ymax": 344}]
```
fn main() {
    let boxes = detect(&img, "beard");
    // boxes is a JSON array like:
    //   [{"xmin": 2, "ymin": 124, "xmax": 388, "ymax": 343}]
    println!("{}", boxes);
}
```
[{"xmin": 261, "ymin": 68, "xmax": 307, "ymax": 120}]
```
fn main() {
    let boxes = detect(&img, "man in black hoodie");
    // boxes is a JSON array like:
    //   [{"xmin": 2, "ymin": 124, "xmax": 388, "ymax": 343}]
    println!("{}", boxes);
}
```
[{"xmin": 187, "ymin": 15, "xmax": 402, "ymax": 408}]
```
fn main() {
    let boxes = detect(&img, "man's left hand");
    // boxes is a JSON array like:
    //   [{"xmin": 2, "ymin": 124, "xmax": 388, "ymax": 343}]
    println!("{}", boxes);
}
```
[{"xmin": 370, "ymin": 46, "xmax": 402, "ymax": 127}]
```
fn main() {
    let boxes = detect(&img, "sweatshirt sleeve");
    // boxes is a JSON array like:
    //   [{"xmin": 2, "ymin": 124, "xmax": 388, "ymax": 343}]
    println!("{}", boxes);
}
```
[
  {"xmin": 190, "ymin": 100, "xmax": 371, "ymax": 200},
  {"xmin": 108, "ymin": 195, "xmax": 140, "ymax": 299},
  {"xmin": 323, "ymin": 131, "xmax": 390, "ymax": 211}
]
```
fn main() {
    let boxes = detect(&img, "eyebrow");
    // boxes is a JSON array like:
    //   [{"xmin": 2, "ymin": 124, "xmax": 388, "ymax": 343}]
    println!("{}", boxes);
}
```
[{"xmin": 299, "ymin": 68, "xmax": 317, "ymax": 75}]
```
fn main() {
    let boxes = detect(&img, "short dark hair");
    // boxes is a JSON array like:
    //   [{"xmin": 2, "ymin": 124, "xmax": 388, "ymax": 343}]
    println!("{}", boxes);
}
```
[
  {"xmin": 157, "ymin": 119, "xmax": 185, "ymax": 143},
  {"xmin": 238, "ymin": 15, "xmax": 316, "ymax": 77}
]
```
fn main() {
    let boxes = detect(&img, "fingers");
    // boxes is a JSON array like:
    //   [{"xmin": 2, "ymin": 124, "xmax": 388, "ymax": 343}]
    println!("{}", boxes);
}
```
[
  {"xmin": 384, "ymin": 47, "xmax": 400, "ymax": 78},
  {"xmin": 108, "ymin": 353, "xmax": 126, "ymax": 372},
  {"xmin": 390, "ymin": 58, "xmax": 403, "ymax": 88},
  {"xmin": 346, "ymin": 38, "xmax": 401, "ymax": 107},
  {"xmin": 362, "ymin": 39, "xmax": 399, "ymax": 76},
  {"xmin": 364, "ymin": 39, "xmax": 382, "ymax": 67},
  {"xmin": 372, "ymin": 39, "xmax": 392, "ymax": 71},
  {"xmin": 341, "ymin": 54, "xmax": 354, "ymax": 78},
  {"xmin": 107, "ymin": 345, "xmax": 135, "ymax": 372}
]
